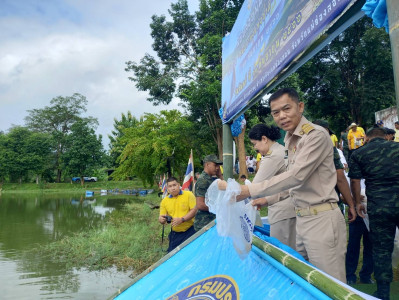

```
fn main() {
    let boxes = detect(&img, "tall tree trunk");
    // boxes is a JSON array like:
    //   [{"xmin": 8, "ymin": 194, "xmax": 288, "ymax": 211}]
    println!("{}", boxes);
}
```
[
  {"xmin": 36, "ymin": 175, "xmax": 39, "ymax": 184},
  {"xmin": 234, "ymin": 124, "xmax": 248, "ymax": 178}
]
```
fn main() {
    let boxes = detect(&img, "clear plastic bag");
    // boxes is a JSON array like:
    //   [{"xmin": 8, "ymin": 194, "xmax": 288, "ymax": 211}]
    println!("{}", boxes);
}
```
[{"xmin": 206, "ymin": 178, "xmax": 257, "ymax": 259}]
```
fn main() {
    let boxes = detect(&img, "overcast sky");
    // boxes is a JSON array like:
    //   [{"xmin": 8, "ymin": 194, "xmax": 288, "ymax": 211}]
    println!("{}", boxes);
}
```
[{"xmin": 0, "ymin": 0, "xmax": 198, "ymax": 148}]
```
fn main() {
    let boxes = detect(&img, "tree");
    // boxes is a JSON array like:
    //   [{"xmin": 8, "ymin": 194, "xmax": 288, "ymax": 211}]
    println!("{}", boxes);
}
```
[
  {"xmin": 25, "ymin": 93, "xmax": 98, "ymax": 182},
  {"xmin": 108, "ymin": 111, "xmax": 139, "ymax": 167},
  {"xmin": 0, "ymin": 127, "xmax": 52, "ymax": 183},
  {"xmin": 297, "ymin": 17, "xmax": 394, "ymax": 133},
  {"xmin": 25, "ymin": 131, "xmax": 53, "ymax": 184},
  {"xmin": 125, "ymin": 0, "xmax": 244, "ymax": 158},
  {"xmin": 62, "ymin": 120, "xmax": 104, "ymax": 186},
  {"xmin": 2, "ymin": 127, "xmax": 32, "ymax": 183},
  {"xmin": 113, "ymin": 110, "xmax": 198, "ymax": 186}
]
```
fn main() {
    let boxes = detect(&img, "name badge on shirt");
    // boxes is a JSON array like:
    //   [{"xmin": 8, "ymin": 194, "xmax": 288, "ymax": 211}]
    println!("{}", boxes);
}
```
[{"xmin": 284, "ymin": 149, "xmax": 289, "ymax": 170}]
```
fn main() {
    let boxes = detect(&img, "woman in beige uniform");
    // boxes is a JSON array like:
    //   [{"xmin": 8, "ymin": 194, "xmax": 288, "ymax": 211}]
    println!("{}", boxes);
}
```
[{"xmin": 249, "ymin": 124, "xmax": 296, "ymax": 249}]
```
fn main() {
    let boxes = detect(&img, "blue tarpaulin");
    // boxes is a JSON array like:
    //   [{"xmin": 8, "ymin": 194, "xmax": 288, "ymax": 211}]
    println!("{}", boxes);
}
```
[{"xmin": 114, "ymin": 226, "xmax": 330, "ymax": 300}]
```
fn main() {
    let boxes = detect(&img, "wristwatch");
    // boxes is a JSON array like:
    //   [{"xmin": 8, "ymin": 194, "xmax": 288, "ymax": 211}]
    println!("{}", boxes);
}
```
[{"xmin": 182, "ymin": 217, "xmax": 185, "ymax": 222}]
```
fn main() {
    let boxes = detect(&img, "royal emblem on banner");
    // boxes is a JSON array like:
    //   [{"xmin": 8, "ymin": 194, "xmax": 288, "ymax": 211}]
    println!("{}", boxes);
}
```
[{"xmin": 165, "ymin": 275, "xmax": 239, "ymax": 300}]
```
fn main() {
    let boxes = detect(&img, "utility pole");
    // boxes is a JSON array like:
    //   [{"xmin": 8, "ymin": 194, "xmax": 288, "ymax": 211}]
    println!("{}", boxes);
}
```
[
  {"xmin": 222, "ymin": 123, "xmax": 233, "ymax": 179},
  {"xmin": 386, "ymin": 0, "xmax": 399, "ymax": 117}
]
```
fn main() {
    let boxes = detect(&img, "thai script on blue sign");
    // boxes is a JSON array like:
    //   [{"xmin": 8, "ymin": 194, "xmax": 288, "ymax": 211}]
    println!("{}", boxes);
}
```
[
  {"xmin": 221, "ymin": 0, "xmax": 356, "ymax": 123},
  {"xmin": 165, "ymin": 275, "xmax": 239, "ymax": 300}
]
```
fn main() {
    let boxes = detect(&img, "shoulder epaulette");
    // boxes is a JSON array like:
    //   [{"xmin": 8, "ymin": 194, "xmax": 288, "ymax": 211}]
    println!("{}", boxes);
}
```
[{"xmin": 300, "ymin": 123, "xmax": 315, "ymax": 135}]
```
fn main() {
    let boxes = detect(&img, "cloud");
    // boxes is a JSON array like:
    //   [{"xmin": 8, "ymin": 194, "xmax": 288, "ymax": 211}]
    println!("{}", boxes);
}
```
[{"xmin": 0, "ymin": 0, "xmax": 198, "ymax": 147}]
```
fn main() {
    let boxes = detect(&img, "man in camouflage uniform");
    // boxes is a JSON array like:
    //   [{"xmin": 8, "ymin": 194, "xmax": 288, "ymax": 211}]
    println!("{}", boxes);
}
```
[
  {"xmin": 349, "ymin": 127, "xmax": 399, "ymax": 299},
  {"xmin": 193, "ymin": 154, "xmax": 223, "ymax": 231}
]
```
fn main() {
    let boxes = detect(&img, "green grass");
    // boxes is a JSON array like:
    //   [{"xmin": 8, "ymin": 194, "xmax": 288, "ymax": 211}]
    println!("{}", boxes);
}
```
[
  {"xmin": 350, "ymin": 282, "xmax": 399, "ymax": 299},
  {"xmin": 1, "ymin": 179, "xmax": 154, "ymax": 193},
  {"xmin": 35, "ymin": 193, "xmax": 165, "ymax": 276}
]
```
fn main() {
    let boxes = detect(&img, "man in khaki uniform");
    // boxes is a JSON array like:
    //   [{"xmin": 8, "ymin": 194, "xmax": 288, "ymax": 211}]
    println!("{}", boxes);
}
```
[{"xmin": 219, "ymin": 88, "xmax": 347, "ymax": 282}]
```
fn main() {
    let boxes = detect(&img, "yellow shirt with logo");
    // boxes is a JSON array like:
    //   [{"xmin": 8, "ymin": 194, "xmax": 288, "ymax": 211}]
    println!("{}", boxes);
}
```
[
  {"xmin": 348, "ymin": 129, "xmax": 365, "ymax": 150},
  {"xmin": 160, "ymin": 190, "xmax": 196, "ymax": 232}
]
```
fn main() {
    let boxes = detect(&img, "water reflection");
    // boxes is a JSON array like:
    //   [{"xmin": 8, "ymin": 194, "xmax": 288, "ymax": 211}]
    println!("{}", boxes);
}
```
[{"xmin": 0, "ymin": 193, "xmax": 136, "ymax": 299}]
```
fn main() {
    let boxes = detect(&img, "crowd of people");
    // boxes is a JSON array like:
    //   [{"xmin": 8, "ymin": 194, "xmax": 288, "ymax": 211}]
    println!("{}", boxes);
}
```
[{"xmin": 157, "ymin": 87, "xmax": 398, "ymax": 299}]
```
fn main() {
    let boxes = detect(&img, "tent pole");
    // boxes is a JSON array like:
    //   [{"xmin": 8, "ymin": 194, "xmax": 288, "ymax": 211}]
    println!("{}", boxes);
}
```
[
  {"xmin": 386, "ymin": 0, "xmax": 399, "ymax": 117},
  {"xmin": 222, "ymin": 123, "xmax": 233, "ymax": 179}
]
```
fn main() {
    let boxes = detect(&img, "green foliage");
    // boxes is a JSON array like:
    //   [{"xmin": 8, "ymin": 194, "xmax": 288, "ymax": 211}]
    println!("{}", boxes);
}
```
[
  {"xmin": 108, "ymin": 111, "xmax": 139, "ymax": 167},
  {"xmin": 126, "ymin": 0, "xmax": 245, "ymax": 156},
  {"xmin": 297, "ymin": 17, "xmax": 394, "ymax": 134},
  {"xmin": 62, "ymin": 120, "xmax": 105, "ymax": 182},
  {"xmin": 112, "ymin": 110, "xmax": 197, "ymax": 185},
  {"xmin": 25, "ymin": 93, "xmax": 98, "ymax": 182},
  {"xmin": 0, "ymin": 127, "xmax": 52, "ymax": 183}
]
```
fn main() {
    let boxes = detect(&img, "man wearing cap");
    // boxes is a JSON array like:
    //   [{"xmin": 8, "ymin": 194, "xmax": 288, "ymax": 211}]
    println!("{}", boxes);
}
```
[
  {"xmin": 193, "ymin": 154, "xmax": 223, "ymax": 231},
  {"xmin": 218, "ymin": 88, "xmax": 347, "ymax": 282},
  {"xmin": 347, "ymin": 123, "xmax": 365, "ymax": 159},
  {"xmin": 349, "ymin": 127, "xmax": 399, "ymax": 299}
]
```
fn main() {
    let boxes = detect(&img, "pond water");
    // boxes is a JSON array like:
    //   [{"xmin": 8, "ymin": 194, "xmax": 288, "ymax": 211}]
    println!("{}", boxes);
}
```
[{"xmin": 0, "ymin": 193, "xmax": 136, "ymax": 299}]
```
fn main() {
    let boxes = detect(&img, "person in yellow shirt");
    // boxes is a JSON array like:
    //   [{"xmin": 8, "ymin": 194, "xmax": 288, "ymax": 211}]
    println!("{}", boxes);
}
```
[
  {"xmin": 159, "ymin": 177, "xmax": 197, "ymax": 252},
  {"xmin": 330, "ymin": 133, "xmax": 338, "ymax": 147},
  {"xmin": 395, "ymin": 122, "xmax": 399, "ymax": 142},
  {"xmin": 347, "ymin": 123, "xmax": 365, "ymax": 159}
]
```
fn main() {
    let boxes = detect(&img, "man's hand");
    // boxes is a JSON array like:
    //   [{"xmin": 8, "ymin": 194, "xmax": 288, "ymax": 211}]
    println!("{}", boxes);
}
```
[
  {"xmin": 347, "ymin": 205, "xmax": 357, "ymax": 223},
  {"xmin": 159, "ymin": 215, "xmax": 167, "ymax": 224},
  {"xmin": 171, "ymin": 217, "xmax": 184, "ymax": 227},
  {"xmin": 218, "ymin": 180, "xmax": 227, "ymax": 190},
  {"xmin": 251, "ymin": 197, "xmax": 268, "ymax": 210},
  {"xmin": 356, "ymin": 203, "xmax": 366, "ymax": 218}
]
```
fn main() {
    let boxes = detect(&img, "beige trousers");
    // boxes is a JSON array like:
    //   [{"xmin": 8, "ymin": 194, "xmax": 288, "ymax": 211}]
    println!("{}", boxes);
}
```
[
  {"xmin": 296, "ymin": 208, "xmax": 347, "ymax": 282},
  {"xmin": 270, "ymin": 217, "xmax": 297, "ymax": 250}
]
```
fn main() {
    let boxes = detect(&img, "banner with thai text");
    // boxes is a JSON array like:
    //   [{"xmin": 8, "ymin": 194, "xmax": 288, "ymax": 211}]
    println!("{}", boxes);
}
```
[{"xmin": 221, "ymin": 0, "xmax": 358, "ymax": 123}]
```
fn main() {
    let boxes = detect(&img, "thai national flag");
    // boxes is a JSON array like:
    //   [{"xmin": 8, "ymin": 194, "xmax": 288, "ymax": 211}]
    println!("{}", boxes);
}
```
[
  {"xmin": 181, "ymin": 150, "xmax": 194, "ymax": 191},
  {"xmin": 161, "ymin": 174, "xmax": 167, "ymax": 194}
]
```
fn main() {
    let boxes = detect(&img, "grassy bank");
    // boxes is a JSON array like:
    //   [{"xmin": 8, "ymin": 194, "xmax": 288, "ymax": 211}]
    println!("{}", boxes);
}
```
[
  {"xmin": 1, "ymin": 179, "xmax": 154, "ymax": 193},
  {"xmin": 37, "ymin": 193, "xmax": 165, "ymax": 276}
]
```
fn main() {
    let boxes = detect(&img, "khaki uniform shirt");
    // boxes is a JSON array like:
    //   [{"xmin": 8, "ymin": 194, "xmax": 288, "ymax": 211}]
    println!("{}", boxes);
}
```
[
  {"xmin": 252, "ymin": 142, "xmax": 295, "ymax": 224},
  {"xmin": 248, "ymin": 116, "xmax": 338, "ymax": 208}
]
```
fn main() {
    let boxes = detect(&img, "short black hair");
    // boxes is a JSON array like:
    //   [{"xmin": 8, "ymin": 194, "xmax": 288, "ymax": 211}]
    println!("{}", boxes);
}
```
[
  {"xmin": 248, "ymin": 124, "xmax": 281, "ymax": 141},
  {"xmin": 240, "ymin": 174, "xmax": 247, "ymax": 179},
  {"xmin": 395, "ymin": 121, "xmax": 399, "ymax": 125},
  {"xmin": 166, "ymin": 176, "xmax": 179, "ymax": 184},
  {"xmin": 385, "ymin": 128, "xmax": 395, "ymax": 135},
  {"xmin": 268, "ymin": 88, "xmax": 299, "ymax": 106},
  {"xmin": 366, "ymin": 128, "xmax": 386, "ymax": 139}
]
